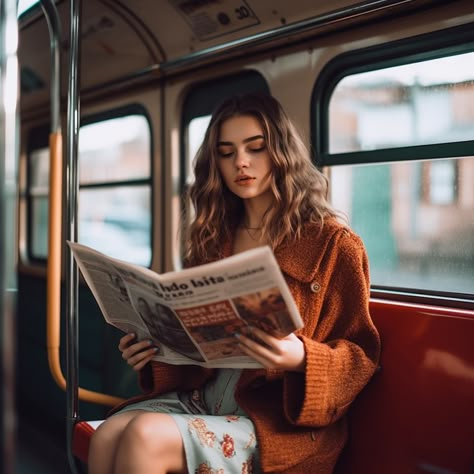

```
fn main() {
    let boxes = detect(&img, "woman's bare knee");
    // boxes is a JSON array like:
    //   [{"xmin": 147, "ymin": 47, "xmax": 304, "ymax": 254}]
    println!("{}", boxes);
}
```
[
  {"xmin": 115, "ymin": 413, "xmax": 187, "ymax": 474},
  {"xmin": 88, "ymin": 411, "xmax": 145, "ymax": 473},
  {"xmin": 90, "ymin": 412, "xmax": 136, "ymax": 449}
]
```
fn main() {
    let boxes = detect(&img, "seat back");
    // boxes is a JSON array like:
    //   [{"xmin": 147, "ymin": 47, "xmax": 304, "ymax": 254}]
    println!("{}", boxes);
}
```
[{"xmin": 336, "ymin": 300, "xmax": 474, "ymax": 474}]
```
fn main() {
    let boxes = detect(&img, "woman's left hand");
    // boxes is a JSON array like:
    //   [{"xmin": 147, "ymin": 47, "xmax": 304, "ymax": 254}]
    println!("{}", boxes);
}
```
[{"xmin": 236, "ymin": 327, "xmax": 306, "ymax": 372}]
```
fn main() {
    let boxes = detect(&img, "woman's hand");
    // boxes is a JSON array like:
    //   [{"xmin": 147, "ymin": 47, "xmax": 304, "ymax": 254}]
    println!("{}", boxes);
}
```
[
  {"xmin": 119, "ymin": 333, "xmax": 158, "ymax": 371},
  {"xmin": 235, "ymin": 327, "xmax": 306, "ymax": 372}
]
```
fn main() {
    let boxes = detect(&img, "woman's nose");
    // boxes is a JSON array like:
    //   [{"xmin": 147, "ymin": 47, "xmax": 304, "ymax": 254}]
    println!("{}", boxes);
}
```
[{"xmin": 235, "ymin": 150, "xmax": 249, "ymax": 169}]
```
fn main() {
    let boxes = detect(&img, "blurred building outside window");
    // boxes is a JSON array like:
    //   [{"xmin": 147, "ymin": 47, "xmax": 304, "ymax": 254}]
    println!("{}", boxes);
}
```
[
  {"xmin": 29, "ymin": 114, "xmax": 152, "ymax": 266},
  {"xmin": 328, "ymin": 52, "xmax": 474, "ymax": 295}
]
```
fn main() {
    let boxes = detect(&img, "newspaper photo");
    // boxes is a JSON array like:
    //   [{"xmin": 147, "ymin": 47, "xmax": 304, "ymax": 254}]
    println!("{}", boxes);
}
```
[{"xmin": 68, "ymin": 241, "xmax": 304, "ymax": 368}]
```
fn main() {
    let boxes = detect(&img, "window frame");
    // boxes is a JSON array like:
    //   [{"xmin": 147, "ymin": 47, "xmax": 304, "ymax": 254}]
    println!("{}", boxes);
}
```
[
  {"xmin": 311, "ymin": 23, "xmax": 474, "ymax": 308},
  {"xmin": 180, "ymin": 70, "xmax": 270, "ymax": 195},
  {"xmin": 26, "ymin": 103, "xmax": 154, "ymax": 266},
  {"xmin": 26, "ymin": 123, "xmax": 51, "ymax": 263},
  {"xmin": 176, "ymin": 70, "xmax": 270, "ymax": 266},
  {"xmin": 312, "ymin": 22, "xmax": 474, "ymax": 167}
]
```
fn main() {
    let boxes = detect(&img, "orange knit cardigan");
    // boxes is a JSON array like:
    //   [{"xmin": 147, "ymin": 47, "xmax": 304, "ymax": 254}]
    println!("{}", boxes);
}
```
[{"xmin": 110, "ymin": 219, "xmax": 381, "ymax": 473}]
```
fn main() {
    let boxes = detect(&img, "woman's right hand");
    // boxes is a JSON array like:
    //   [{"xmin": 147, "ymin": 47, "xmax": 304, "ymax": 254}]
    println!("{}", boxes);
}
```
[{"xmin": 119, "ymin": 333, "xmax": 158, "ymax": 371}]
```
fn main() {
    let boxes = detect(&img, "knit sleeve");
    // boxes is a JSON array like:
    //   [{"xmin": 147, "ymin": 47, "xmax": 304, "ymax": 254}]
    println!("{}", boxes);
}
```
[
  {"xmin": 138, "ymin": 360, "xmax": 214, "ymax": 395},
  {"xmin": 138, "ymin": 360, "xmax": 185, "ymax": 393},
  {"xmin": 283, "ymin": 231, "xmax": 381, "ymax": 428}
]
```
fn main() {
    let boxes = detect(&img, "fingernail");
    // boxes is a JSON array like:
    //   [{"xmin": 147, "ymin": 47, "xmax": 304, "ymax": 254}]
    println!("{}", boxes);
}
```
[{"xmin": 234, "ymin": 332, "xmax": 241, "ymax": 338}]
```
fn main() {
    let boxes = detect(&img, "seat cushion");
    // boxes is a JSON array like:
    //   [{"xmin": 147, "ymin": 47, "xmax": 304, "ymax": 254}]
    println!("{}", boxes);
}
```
[{"xmin": 72, "ymin": 420, "xmax": 104, "ymax": 463}]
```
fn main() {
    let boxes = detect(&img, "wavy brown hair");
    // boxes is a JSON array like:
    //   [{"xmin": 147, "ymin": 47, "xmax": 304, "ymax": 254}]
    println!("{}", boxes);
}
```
[{"xmin": 184, "ymin": 93, "xmax": 339, "ymax": 265}]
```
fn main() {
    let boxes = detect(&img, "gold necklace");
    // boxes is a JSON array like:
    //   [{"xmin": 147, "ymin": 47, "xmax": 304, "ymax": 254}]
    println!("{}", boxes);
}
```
[{"xmin": 243, "ymin": 225, "xmax": 262, "ymax": 240}]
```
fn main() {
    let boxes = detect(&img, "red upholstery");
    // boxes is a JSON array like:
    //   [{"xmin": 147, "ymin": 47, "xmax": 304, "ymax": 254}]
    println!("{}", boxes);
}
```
[
  {"xmin": 72, "ymin": 420, "xmax": 104, "ymax": 464},
  {"xmin": 71, "ymin": 300, "xmax": 474, "ymax": 472}
]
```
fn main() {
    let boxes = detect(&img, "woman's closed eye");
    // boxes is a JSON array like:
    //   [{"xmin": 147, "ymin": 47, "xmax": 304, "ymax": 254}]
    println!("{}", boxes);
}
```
[
  {"xmin": 218, "ymin": 149, "xmax": 234, "ymax": 158},
  {"xmin": 217, "ymin": 145, "xmax": 266, "ymax": 158},
  {"xmin": 249, "ymin": 145, "xmax": 266, "ymax": 153}
]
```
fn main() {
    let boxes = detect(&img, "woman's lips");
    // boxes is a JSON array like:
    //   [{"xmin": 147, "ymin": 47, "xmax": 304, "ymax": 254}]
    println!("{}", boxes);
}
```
[{"xmin": 234, "ymin": 175, "xmax": 256, "ymax": 185}]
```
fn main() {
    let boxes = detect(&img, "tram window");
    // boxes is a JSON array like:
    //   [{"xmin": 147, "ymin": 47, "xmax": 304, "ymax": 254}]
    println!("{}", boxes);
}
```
[
  {"xmin": 186, "ymin": 115, "xmax": 211, "ymax": 185},
  {"xmin": 27, "ymin": 112, "xmax": 152, "ymax": 266},
  {"xmin": 328, "ymin": 53, "xmax": 474, "ymax": 153},
  {"xmin": 178, "ymin": 70, "xmax": 269, "ymax": 264},
  {"xmin": 182, "ymin": 71, "xmax": 269, "ymax": 188},
  {"xmin": 181, "ymin": 115, "xmax": 212, "ymax": 231},
  {"xmin": 78, "ymin": 115, "xmax": 152, "ymax": 266},
  {"xmin": 29, "ymin": 147, "xmax": 50, "ymax": 257},
  {"xmin": 79, "ymin": 117, "xmax": 150, "ymax": 184},
  {"xmin": 318, "ymin": 46, "xmax": 474, "ymax": 298},
  {"xmin": 18, "ymin": 0, "xmax": 40, "ymax": 17},
  {"xmin": 329, "ymin": 157, "xmax": 473, "ymax": 295}
]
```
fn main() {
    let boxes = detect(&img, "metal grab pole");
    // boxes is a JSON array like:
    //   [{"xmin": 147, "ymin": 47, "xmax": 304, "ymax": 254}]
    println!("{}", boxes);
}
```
[
  {"xmin": 0, "ymin": 0, "xmax": 19, "ymax": 473},
  {"xmin": 43, "ymin": 0, "xmax": 123, "ymax": 410},
  {"xmin": 41, "ymin": 0, "xmax": 61, "ymax": 135},
  {"xmin": 41, "ymin": 0, "xmax": 66, "ymax": 394},
  {"xmin": 65, "ymin": 0, "xmax": 82, "ymax": 472}
]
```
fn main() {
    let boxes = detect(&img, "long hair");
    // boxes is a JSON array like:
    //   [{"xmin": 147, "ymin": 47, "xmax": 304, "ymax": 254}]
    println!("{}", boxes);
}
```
[{"xmin": 184, "ymin": 93, "xmax": 339, "ymax": 265}]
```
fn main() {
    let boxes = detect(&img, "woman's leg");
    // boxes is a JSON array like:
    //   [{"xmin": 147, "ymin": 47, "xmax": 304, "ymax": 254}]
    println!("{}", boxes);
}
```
[
  {"xmin": 88, "ymin": 410, "xmax": 145, "ymax": 474},
  {"xmin": 114, "ymin": 412, "xmax": 187, "ymax": 474}
]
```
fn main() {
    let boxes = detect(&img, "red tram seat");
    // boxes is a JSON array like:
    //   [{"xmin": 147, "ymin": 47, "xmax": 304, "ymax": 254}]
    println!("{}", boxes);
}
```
[
  {"xmin": 71, "ymin": 300, "xmax": 474, "ymax": 473},
  {"xmin": 336, "ymin": 300, "xmax": 473, "ymax": 474},
  {"xmin": 72, "ymin": 420, "xmax": 104, "ymax": 464}
]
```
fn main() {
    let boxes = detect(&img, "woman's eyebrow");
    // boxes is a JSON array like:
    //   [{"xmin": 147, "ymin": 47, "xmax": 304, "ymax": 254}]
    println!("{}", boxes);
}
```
[
  {"xmin": 217, "ymin": 135, "xmax": 265, "ymax": 146},
  {"xmin": 243, "ymin": 134, "xmax": 264, "ymax": 144}
]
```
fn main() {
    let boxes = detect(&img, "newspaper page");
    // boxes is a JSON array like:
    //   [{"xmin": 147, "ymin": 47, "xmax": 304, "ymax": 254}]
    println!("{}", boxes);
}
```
[{"xmin": 68, "ymin": 241, "xmax": 304, "ymax": 369}]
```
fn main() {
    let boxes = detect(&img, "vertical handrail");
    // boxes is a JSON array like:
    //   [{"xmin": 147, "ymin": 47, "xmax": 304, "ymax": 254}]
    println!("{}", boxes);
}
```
[
  {"xmin": 0, "ymin": 0, "xmax": 19, "ymax": 473},
  {"xmin": 41, "ymin": 0, "xmax": 66, "ymax": 394},
  {"xmin": 41, "ymin": 0, "xmax": 61, "ymax": 134},
  {"xmin": 65, "ymin": 0, "xmax": 81, "ymax": 472},
  {"xmin": 42, "ymin": 0, "xmax": 123, "ymax": 408}
]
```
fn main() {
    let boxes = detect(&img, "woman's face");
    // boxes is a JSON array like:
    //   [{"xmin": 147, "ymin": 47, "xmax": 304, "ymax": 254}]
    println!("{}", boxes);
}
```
[{"xmin": 216, "ymin": 114, "xmax": 273, "ymax": 202}]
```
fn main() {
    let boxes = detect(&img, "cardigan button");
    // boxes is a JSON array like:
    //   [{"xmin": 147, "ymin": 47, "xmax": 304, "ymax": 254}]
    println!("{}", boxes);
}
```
[{"xmin": 310, "ymin": 281, "xmax": 321, "ymax": 293}]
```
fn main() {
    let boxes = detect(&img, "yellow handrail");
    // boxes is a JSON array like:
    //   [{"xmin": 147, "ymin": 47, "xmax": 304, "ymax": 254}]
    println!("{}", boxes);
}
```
[{"xmin": 46, "ymin": 131, "xmax": 125, "ymax": 407}]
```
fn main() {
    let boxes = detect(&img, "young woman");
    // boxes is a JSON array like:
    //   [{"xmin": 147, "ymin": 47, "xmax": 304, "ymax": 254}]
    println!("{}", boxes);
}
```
[{"xmin": 88, "ymin": 93, "xmax": 381, "ymax": 474}]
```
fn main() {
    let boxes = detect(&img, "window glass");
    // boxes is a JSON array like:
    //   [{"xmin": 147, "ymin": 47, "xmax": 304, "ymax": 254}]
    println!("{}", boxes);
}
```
[
  {"xmin": 18, "ymin": 0, "xmax": 39, "ymax": 17},
  {"xmin": 30, "ymin": 148, "xmax": 49, "ymax": 258},
  {"xmin": 78, "ymin": 114, "xmax": 152, "ymax": 266},
  {"xmin": 79, "ymin": 186, "xmax": 151, "ymax": 266},
  {"xmin": 27, "ymin": 112, "xmax": 152, "ymax": 266},
  {"xmin": 31, "ymin": 197, "xmax": 49, "ymax": 257},
  {"xmin": 329, "ymin": 53, "xmax": 474, "ymax": 154},
  {"xmin": 329, "ymin": 157, "xmax": 473, "ymax": 295},
  {"xmin": 186, "ymin": 115, "xmax": 211, "ymax": 184},
  {"xmin": 79, "ymin": 115, "xmax": 150, "ymax": 184},
  {"xmin": 325, "ymin": 49, "xmax": 474, "ymax": 297},
  {"xmin": 178, "ymin": 71, "xmax": 269, "ymax": 267},
  {"xmin": 30, "ymin": 148, "xmax": 49, "ymax": 190}
]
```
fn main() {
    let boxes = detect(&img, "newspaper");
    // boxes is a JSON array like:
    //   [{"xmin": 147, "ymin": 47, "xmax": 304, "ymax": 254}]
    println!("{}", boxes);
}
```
[{"xmin": 68, "ymin": 241, "xmax": 304, "ymax": 368}]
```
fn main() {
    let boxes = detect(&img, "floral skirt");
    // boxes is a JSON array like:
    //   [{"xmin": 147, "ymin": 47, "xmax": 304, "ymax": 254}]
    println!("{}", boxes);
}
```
[{"xmin": 115, "ymin": 369, "xmax": 260, "ymax": 474}]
